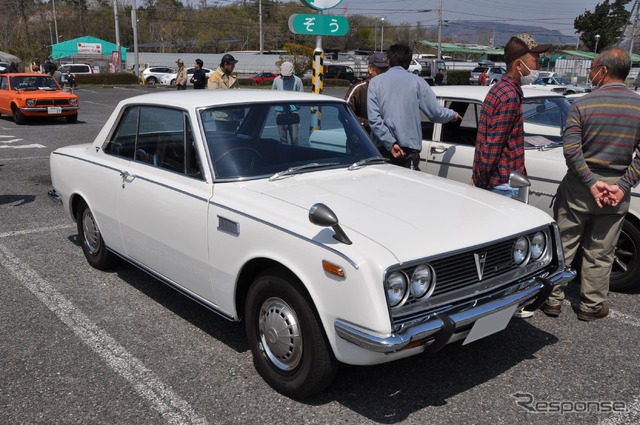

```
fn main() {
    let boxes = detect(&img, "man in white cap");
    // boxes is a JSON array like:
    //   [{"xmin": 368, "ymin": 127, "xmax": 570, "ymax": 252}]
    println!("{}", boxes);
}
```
[
  {"xmin": 175, "ymin": 59, "xmax": 187, "ymax": 90},
  {"xmin": 272, "ymin": 61, "xmax": 303, "ymax": 144}
]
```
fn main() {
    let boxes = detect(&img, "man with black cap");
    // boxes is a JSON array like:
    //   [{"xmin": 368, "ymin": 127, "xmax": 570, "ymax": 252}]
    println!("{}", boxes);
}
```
[
  {"xmin": 471, "ymin": 33, "xmax": 550, "ymax": 319},
  {"xmin": 208, "ymin": 54, "xmax": 239, "ymax": 90},
  {"xmin": 175, "ymin": 59, "xmax": 187, "ymax": 90},
  {"xmin": 190, "ymin": 59, "xmax": 207, "ymax": 89},
  {"xmin": 345, "ymin": 52, "xmax": 388, "ymax": 133}
]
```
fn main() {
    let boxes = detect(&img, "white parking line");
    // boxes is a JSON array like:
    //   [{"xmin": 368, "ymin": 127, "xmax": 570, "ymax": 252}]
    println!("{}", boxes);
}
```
[
  {"xmin": 0, "ymin": 225, "xmax": 75, "ymax": 239},
  {"xmin": 0, "ymin": 243, "xmax": 209, "ymax": 425},
  {"xmin": 82, "ymin": 100, "xmax": 112, "ymax": 107}
]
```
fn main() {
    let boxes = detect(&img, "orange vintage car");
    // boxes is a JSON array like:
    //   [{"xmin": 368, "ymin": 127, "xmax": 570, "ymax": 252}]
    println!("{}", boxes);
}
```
[{"xmin": 0, "ymin": 73, "xmax": 79, "ymax": 124}]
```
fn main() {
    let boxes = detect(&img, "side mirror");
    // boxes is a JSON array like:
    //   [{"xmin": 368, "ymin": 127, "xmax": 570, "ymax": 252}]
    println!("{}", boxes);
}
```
[
  {"xmin": 509, "ymin": 172, "xmax": 531, "ymax": 204},
  {"xmin": 309, "ymin": 203, "xmax": 352, "ymax": 245}
]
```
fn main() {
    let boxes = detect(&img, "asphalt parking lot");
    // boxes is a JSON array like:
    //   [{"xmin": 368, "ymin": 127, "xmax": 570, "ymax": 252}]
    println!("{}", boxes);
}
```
[{"xmin": 1, "ymin": 85, "xmax": 639, "ymax": 425}]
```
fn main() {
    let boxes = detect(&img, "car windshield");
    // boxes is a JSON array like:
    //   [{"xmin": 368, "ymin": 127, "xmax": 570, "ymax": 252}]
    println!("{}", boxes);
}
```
[
  {"xmin": 201, "ymin": 101, "xmax": 380, "ymax": 180},
  {"xmin": 522, "ymin": 97, "xmax": 571, "ymax": 147},
  {"xmin": 10, "ymin": 75, "xmax": 59, "ymax": 90},
  {"xmin": 553, "ymin": 77, "xmax": 571, "ymax": 85}
]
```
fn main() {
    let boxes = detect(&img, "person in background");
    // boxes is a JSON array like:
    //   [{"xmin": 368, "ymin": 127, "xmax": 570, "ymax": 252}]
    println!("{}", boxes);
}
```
[
  {"xmin": 190, "ymin": 59, "xmax": 207, "ymax": 89},
  {"xmin": 175, "ymin": 59, "xmax": 187, "ymax": 90},
  {"xmin": 368, "ymin": 44, "xmax": 460, "ymax": 170},
  {"xmin": 434, "ymin": 69, "xmax": 444, "ymax": 85},
  {"xmin": 208, "ymin": 54, "xmax": 239, "ymax": 90},
  {"xmin": 542, "ymin": 48, "xmax": 640, "ymax": 321},
  {"xmin": 478, "ymin": 68, "xmax": 489, "ymax": 86},
  {"xmin": 272, "ymin": 61, "xmax": 303, "ymax": 144},
  {"xmin": 634, "ymin": 70, "xmax": 640, "ymax": 91},
  {"xmin": 345, "ymin": 52, "xmax": 388, "ymax": 133}
]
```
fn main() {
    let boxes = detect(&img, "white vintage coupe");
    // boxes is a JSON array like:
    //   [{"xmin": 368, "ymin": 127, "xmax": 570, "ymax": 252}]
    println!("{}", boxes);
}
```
[
  {"xmin": 423, "ymin": 86, "xmax": 640, "ymax": 291},
  {"xmin": 50, "ymin": 90, "xmax": 575, "ymax": 398}
]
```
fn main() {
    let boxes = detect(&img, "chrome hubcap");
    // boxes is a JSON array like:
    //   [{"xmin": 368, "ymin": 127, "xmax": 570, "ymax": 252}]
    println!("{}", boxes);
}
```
[
  {"xmin": 82, "ymin": 209, "xmax": 101, "ymax": 255},
  {"xmin": 258, "ymin": 297, "xmax": 302, "ymax": 371}
]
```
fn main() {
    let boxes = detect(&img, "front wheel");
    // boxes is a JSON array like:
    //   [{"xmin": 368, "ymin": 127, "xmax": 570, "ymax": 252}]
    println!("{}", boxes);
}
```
[
  {"xmin": 610, "ymin": 220, "xmax": 640, "ymax": 291},
  {"xmin": 76, "ymin": 200, "xmax": 118, "ymax": 270},
  {"xmin": 66, "ymin": 114, "xmax": 78, "ymax": 124},
  {"xmin": 245, "ymin": 269, "xmax": 338, "ymax": 398},
  {"xmin": 12, "ymin": 105, "xmax": 26, "ymax": 125},
  {"xmin": 146, "ymin": 76, "xmax": 158, "ymax": 85}
]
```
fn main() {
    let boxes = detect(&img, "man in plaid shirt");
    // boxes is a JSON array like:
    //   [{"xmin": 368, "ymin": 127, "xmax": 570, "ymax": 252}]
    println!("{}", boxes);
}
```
[{"xmin": 472, "ymin": 33, "xmax": 550, "ymax": 198}]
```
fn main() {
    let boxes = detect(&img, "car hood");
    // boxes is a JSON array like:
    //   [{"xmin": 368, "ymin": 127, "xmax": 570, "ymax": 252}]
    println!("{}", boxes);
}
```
[{"xmin": 241, "ymin": 166, "xmax": 552, "ymax": 262}]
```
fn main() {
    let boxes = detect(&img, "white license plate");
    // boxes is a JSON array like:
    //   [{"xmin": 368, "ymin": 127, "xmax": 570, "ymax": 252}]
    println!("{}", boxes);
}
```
[
  {"xmin": 462, "ymin": 304, "xmax": 518, "ymax": 345},
  {"xmin": 47, "ymin": 107, "xmax": 62, "ymax": 114}
]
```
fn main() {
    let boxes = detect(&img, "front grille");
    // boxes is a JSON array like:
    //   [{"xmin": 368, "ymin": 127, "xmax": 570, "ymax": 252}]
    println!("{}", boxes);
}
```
[
  {"xmin": 36, "ymin": 99, "xmax": 69, "ymax": 106},
  {"xmin": 430, "ymin": 238, "xmax": 515, "ymax": 297}
]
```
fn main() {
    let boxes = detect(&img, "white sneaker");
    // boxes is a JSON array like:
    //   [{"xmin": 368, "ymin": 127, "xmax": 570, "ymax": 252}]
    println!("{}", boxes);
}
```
[{"xmin": 514, "ymin": 307, "xmax": 535, "ymax": 319}]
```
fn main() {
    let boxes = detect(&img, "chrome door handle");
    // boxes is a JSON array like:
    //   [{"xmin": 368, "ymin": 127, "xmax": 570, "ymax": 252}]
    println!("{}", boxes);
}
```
[
  {"xmin": 430, "ymin": 146, "xmax": 448, "ymax": 154},
  {"xmin": 120, "ymin": 171, "xmax": 136, "ymax": 187}
]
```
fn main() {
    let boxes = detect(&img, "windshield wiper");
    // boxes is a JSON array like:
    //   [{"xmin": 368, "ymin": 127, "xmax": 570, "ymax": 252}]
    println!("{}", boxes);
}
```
[
  {"xmin": 348, "ymin": 156, "xmax": 388, "ymax": 170},
  {"xmin": 269, "ymin": 162, "xmax": 340, "ymax": 181}
]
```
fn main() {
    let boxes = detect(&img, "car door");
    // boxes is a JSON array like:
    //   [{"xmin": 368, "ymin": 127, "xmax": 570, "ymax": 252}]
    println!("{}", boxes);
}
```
[
  {"xmin": 114, "ymin": 105, "xmax": 216, "ymax": 302},
  {"xmin": 0, "ymin": 76, "xmax": 10, "ymax": 114},
  {"xmin": 422, "ymin": 98, "xmax": 480, "ymax": 183}
]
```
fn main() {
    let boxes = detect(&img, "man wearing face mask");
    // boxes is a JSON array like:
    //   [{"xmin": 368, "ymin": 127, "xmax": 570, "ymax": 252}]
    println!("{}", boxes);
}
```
[
  {"xmin": 541, "ymin": 48, "xmax": 640, "ymax": 321},
  {"xmin": 472, "ymin": 33, "xmax": 550, "ymax": 198},
  {"xmin": 471, "ymin": 33, "xmax": 550, "ymax": 319}
]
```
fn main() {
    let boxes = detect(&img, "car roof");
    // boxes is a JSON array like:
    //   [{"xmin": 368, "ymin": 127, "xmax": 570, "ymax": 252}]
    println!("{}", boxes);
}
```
[
  {"xmin": 118, "ymin": 90, "xmax": 343, "ymax": 110},
  {"xmin": 431, "ymin": 85, "xmax": 567, "ymax": 102}
]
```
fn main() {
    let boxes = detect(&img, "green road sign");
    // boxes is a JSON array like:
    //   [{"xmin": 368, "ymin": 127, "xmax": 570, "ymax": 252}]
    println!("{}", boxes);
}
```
[{"xmin": 288, "ymin": 14, "xmax": 349, "ymax": 36}]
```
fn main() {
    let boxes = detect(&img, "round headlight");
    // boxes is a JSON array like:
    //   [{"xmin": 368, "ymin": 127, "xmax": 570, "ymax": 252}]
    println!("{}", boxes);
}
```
[
  {"xmin": 69, "ymin": 99, "xmax": 77, "ymax": 105},
  {"xmin": 410, "ymin": 264, "xmax": 435, "ymax": 299},
  {"xmin": 26, "ymin": 99, "xmax": 36, "ymax": 107},
  {"xmin": 385, "ymin": 271, "xmax": 408, "ymax": 307},
  {"xmin": 530, "ymin": 232, "xmax": 546, "ymax": 260},
  {"xmin": 513, "ymin": 236, "xmax": 529, "ymax": 265}
]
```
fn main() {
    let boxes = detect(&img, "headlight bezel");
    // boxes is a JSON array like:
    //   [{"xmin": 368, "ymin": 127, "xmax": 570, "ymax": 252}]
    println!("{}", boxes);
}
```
[{"xmin": 26, "ymin": 99, "xmax": 36, "ymax": 107}]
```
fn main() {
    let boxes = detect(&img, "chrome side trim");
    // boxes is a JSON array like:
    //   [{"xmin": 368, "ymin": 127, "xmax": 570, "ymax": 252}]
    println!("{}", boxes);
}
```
[{"xmin": 335, "ymin": 267, "xmax": 576, "ymax": 353}]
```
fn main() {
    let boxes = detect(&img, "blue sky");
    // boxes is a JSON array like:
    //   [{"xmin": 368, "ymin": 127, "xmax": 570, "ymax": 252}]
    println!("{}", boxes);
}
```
[{"xmin": 294, "ymin": 0, "xmax": 609, "ymax": 36}]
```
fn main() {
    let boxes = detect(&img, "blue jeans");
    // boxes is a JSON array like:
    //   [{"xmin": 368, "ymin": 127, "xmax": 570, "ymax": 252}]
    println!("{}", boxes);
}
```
[{"xmin": 491, "ymin": 187, "xmax": 520, "ymax": 200}]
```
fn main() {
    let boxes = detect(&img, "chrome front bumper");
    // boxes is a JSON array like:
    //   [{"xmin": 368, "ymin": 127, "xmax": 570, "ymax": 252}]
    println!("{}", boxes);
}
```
[
  {"xmin": 335, "ymin": 267, "xmax": 576, "ymax": 354},
  {"xmin": 22, "ymin": 106, "xmax": 79, "ymax": 112}
]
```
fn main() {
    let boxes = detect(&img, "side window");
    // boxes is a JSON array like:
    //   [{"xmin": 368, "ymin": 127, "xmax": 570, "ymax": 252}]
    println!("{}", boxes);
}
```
[
  {"xmin": 104, "ymin": 106, "xmax": 139, "ymax": 159},
  {"xmin": 442, "ymin": 100, "xmax": 480, "ymax": 145},
  {"xmin": 0, "ymin": 76, "xmax": 7, "ymax": 90},
  {"xmin": 136, "ymin": 107, "xmax": 185, "ymax": 173}
]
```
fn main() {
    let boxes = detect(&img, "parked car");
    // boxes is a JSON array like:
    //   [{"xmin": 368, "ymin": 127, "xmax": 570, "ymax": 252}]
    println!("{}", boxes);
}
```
[
  {"xmin": 420, "ymin": 86, "xmax": 639, "ymax": 291},
  {"xmin": 249, "ymin": 71, "xmax": 279, "ymax": 85},
  {"xmin": 142, "ymin": 66, "xmax": 176, "ymax": 85},
  {"xmin": 526, "ymin": 76, "xmax": 592, "ymax": 95},
  {"xmin": 59, "ymin": 63, "xmax": 94, "ymax": 85},
  {"xmin": 323, "ymin": 65, "xmax": 355, "ymax": 82},
  {"xmin": 160, "ymin": 67, "xmax": 213, "ymax": 86},
  {"xmin": 469, "ymin": 66, "xmax": 507, "ymax": 85},
  {"xmin": 49, "ymin": 90, "xmax": 574, "ymax": 397},
  {"xmin": 0, "ymin": 73, "xmax": 79, "ymax": 124},
  {"xmin": 408, "ymin": 59, "xmax": 422, "ymax": 75}
]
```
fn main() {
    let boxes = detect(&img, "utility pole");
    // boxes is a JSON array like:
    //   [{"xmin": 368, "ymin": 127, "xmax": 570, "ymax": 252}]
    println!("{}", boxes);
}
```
[
  {"xmin": 437, "ymin": 0, "xmax": 442, "ymax": 59},
  {"xmin": 113, "ymin": 0, "xmax": 121, "ymax": 70},
  {"xmin": 259, "ymin": 0, "xmax": 263, "ymax": 54},
  {"xmin": 132, "ymin": 0, "xmax": 140, "ymax": 82},
  {"xmin": 630, "ymin": 0, "xmax": 639, "ymax": 56}
]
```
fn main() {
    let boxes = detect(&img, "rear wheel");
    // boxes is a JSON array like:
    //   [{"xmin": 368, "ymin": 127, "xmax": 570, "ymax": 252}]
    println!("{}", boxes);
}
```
[
  {"xmin": 610, "ymin": 220, "xmax": 640, "ymax": 291},
  {"xmin": 76, "ymin": 200, "xmax": 118, "ymax": 270},
  {"xmin": 12, "ymin": 105, "xmax": 26, "ymax": 125},
  {"xmin": 245, "ymin": 269, "xmax": 338, "ymax": 398}
]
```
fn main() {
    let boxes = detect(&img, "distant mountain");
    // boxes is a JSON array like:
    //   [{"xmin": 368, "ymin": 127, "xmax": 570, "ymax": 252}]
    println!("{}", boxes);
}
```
[{"xmin": 440, "ymin": 21, "xmax": 578, "ymax": 47}]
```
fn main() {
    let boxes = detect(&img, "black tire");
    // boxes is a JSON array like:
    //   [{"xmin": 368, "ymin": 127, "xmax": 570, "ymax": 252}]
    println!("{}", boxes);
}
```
[
  {"xmin": 12, "ymin": 105, "xmax": 26, "ymax": 125},
  {"xmin": 66, "ymin": 114, "xmax": 78, "ymax": 124},
  {"xmin": 170, "ymin": 79, "xmax": 176, "ymax": 86},
  {"xmin": 76, "ymin": 200, "xmax": 118, "ymax": 270},
  {"xmin": 146, "ymin": 76, "xmax": 158, "ymax": 85},
  {"xmin": 245, "ymin": 269, "xmax": 338, "ymax": 398},
  {"xmin": 610, "ymin": 220, "xmax": 640, "ymax": 291}
]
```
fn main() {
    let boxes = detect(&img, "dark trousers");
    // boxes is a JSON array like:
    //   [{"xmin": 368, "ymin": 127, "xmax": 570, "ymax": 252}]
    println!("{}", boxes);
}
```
[{"xmin": 378, "ymin": 147, "xmax": 421, "ymax": 170}]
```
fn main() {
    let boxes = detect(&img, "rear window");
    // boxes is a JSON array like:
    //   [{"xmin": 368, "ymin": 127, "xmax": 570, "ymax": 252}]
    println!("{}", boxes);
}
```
[{"xmin": 472, "ymin": 67, "xmax": 487, "ymax": 73}]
